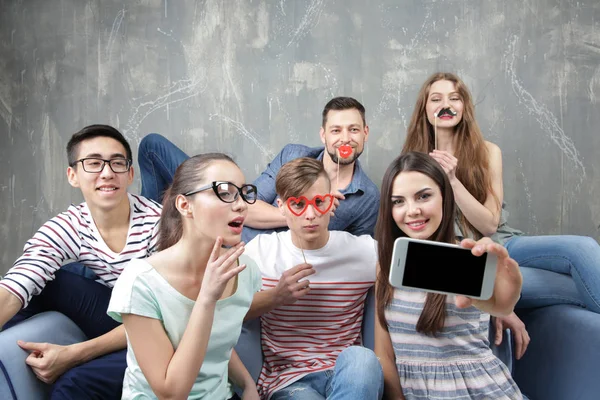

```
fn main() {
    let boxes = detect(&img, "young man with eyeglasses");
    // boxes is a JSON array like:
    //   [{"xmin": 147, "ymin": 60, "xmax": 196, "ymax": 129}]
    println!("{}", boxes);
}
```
[{"xmin": 0, "ymin": 125, "xmax": 161, "ymax": 399}]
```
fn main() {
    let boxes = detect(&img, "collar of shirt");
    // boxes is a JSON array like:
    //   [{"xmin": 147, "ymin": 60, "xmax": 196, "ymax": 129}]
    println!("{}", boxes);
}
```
[{"xmin": 316, "ymin": 148, "xmax": 366, "ymax": 196}]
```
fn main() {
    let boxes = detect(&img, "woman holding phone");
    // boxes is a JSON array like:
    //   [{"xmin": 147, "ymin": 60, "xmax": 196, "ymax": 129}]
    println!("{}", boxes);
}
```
[{"xmin": 374, "ymin": 152, "xmax": 525, "ymax": 399}]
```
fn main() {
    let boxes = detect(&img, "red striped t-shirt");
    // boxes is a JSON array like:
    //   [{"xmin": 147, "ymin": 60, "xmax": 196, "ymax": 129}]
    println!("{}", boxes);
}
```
[{"xmin": 244, "ymin": 230, "xmax": 377, "ymax": 399}]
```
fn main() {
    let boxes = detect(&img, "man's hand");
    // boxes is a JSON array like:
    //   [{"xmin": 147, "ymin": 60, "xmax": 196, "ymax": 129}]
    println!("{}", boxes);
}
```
[
  {"xmin": 18, "ymin": 340, "xmax": 77, "ymax": 384},
  {"xmin": 330, "ymin": 190, "xmax": 345, "ymax": 218},
  {"xmin": 274, "ymin": 263, "xmax": 315, "ymax": 305},
  {"xmin": 493, "ymin": 312, "xmax": 530, "ymax": 360}
]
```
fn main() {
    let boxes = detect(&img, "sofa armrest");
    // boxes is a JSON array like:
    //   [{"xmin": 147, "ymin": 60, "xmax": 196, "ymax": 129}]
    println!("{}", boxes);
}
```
[
  {"xmin": 0, "ymin": 311, "xmax": 88, "ymax": 400},
  {"xmin": 514, "ymin": 305, "xmax": 600, "ymax": 400}
]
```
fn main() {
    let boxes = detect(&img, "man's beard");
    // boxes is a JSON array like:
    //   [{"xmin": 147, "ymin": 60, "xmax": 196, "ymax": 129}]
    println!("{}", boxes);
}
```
[{"xmin": 327, "ymin": 147, "xmax": 363, "ymax": 165}]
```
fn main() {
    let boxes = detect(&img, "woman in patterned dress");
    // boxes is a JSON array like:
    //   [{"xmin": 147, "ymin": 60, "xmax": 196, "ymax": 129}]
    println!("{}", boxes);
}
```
[{"xmin": 373, "ymin": 151, "xmax": 525, "ymax": 400}]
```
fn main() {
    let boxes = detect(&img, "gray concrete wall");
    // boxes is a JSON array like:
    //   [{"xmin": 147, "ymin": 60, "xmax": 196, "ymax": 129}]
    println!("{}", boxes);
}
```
[{"xmin": 1, "ymin": 0, "xmax": 599, "ymax": 274}]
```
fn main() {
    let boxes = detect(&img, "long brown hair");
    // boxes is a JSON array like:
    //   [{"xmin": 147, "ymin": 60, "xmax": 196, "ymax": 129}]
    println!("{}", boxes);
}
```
[
  {"xmin": 375, "ymin": 152, "xmax": 457, "ymax": 335},
  {"xmin": 156, "ymin": 153, "xmax": 236, "ymax": 251},
  {"xmin": 402, "ymin": 72, "xmax": 497, "ymax": 239}
]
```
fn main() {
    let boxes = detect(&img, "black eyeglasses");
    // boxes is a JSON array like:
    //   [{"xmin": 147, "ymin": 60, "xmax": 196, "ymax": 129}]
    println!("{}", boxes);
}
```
[
  {"xmin": 184, "ymin": 181, "xmax": 257, "ymax": 204},
  {"xmin": 71, "ymin": 158, "xmax": 132, "ymax": 173}
]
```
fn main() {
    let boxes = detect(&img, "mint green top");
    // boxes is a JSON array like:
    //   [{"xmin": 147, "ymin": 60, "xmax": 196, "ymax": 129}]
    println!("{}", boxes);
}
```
[
  {"xmin": 108, "ymin": 255, "xmax": 261, "ymax": 400},
  {"xmin": 454, "ymin": 202, "xmax": 524, "ymax": 245}
]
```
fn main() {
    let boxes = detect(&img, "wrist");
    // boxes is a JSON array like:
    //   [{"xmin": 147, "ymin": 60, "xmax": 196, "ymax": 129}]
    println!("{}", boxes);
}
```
[
  {"xmin": 271, "ymin": 288, "xmax": 284, "ymax": 306},
  {"xmin": 197, "ymin": 294, "xmax": 218, "ymax": 307},
  {"xmin": 64, "ymin": 342, "xmax": 86, "ymax": 367}
]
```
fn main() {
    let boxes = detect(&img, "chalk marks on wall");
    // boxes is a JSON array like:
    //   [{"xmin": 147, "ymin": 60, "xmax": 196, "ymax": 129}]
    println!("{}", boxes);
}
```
[{"xmin": 504, "ymin": 35, "xmax": 586, "ymax": 188}]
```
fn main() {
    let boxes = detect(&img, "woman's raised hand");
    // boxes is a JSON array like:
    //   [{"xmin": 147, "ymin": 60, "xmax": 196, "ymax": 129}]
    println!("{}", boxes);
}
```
[
  {"xmin": 429, "ymin": 150, "xmax": 458, "ymax": 182},
  {"xmin": 198, "ymin": 237, "xmax": 246, "ymax": 303}
]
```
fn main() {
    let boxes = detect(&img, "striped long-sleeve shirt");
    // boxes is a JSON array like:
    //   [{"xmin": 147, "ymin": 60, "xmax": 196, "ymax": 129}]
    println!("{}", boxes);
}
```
[
  {"xmin": 0, "ymin": 194, "xmax": 162, "ymax": 307},
  {"xmin": 244, "ymin": 231, "xmax": 377, "ymax": 399}
]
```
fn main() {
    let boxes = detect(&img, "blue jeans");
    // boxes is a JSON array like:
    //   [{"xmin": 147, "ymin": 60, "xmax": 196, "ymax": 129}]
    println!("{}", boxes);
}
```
[
  {"xmin": 507, "ymin": 235, "xmax": 600, "ymax": 313},
  {"xmin": 270, "ymin": 346, "xmax": 384, "ymax": 400},
  {"xmin": 1, "ymin": 266, "xmax": 126, "ymax": 399},
  {"xmin": 138, "ymin": 133, "xmax": 189, "ymax": 203}
]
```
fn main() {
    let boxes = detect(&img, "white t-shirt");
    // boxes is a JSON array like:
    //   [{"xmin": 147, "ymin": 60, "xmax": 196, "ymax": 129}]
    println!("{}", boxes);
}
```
[
  {"xmin": 244, "ymin": 230, "xmax": 377, "ymax": 399},
  {"xmin": 108, "ymin": 255, "xmax": 261, "ymax": 400}
]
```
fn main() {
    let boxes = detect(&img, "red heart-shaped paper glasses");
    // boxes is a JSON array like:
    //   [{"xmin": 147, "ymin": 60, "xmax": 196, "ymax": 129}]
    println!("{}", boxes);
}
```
[{"xmin": 286, "ymin": 194, "xmax": 334, "ymax": 216}]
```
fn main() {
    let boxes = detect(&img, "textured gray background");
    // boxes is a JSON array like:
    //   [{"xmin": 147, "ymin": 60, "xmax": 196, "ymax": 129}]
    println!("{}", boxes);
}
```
[{"xmin": 1, "ymin": 0, "xmax": 599, "ymax": 274}]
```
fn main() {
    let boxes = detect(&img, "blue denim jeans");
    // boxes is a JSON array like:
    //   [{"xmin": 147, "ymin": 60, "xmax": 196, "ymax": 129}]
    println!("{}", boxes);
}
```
[
  {"xmin": 270, "ymin": 346, "xmax": 383, "ymax": 400},
  {"xmin": 138, "ymin": 133, "xmax": 190, "ymax": 203},
  {"xmin": 507, "ymin": 235, "xmax": 600, "ymax": 313}
]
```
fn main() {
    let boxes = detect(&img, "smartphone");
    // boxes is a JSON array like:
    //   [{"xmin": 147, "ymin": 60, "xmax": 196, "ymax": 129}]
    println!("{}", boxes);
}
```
[{"xmin": 389, "ymin": 237, "xmax": 497, "ymax": 300}]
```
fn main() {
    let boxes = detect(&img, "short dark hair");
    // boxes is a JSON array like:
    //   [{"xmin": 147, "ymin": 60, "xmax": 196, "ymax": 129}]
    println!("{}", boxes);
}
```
[
  {"xmin": 66, "ymin": 125, "xmax": 132, "ymax": 166},
  {"xmin": 321, "ymin": 97, "xmax": 366, "ymax": 127}
]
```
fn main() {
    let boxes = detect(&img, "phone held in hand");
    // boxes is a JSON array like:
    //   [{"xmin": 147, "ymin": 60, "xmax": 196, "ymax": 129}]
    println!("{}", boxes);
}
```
[{"xmin": 389, "ymin": 237, "xmax": 497, "ymax": 300}]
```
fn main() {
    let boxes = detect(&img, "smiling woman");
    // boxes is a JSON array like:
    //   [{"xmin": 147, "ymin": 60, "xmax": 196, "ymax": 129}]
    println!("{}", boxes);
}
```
[
  {"xmin": 374, "ymin": 151, "xmax": 524, "ymax": 400},
  {"xmin": 403, "ymin": 72, "xmax": 600, "ymax": 317}
]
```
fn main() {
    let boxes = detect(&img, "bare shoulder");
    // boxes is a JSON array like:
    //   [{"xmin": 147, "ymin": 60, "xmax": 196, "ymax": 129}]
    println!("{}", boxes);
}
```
[
  {"xmin": 484, "ymin": 140, "xmax": 502, "ymax": 156},
  {"xmin": 485, "ymin": 141, "xmax": 503, "ymax": 166}
]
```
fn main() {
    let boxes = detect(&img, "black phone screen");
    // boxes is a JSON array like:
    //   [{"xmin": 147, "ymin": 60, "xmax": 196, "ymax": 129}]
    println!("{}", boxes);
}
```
[{"xmin": 401, "ymin": 241, "xmax": 487, "ymax": 296}]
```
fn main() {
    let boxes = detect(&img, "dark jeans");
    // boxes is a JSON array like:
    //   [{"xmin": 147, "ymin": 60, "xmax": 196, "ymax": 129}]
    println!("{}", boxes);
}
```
[
  {"xmin": 4, "ymin": 266, "xmax": 126, "ymax": 400},
  {"xmin": 138, "ymin": 133, "xmax": 190, "ymax": 203}
]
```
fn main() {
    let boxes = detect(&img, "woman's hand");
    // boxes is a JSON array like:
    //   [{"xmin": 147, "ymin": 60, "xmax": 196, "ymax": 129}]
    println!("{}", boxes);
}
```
[
  {"xmin": 429, "ymin": 150, "xmax": 458, "ymax": 182},
  {"xmin": 455, "ymin": 238, "xmax": 523, "ymax": 317},
  {"xmin": 198, "ymin": 238, "xmax": 246, "ymax": 303}
]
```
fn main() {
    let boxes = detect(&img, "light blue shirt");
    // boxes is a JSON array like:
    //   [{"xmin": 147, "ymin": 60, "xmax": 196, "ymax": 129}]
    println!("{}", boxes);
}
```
[{"xmin": 108, "ymin": 255, "xmax": 261, "ymax": 399}]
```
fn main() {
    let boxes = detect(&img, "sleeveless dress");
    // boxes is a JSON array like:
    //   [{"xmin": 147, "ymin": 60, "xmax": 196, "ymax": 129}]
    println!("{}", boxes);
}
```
[
  {"xmin": 385, "ymin": 288, "xmax": 523, "ymax": 399},
  {"xmin": 454, "ymin": 202, "xmax": 524, "ymax": 244}
]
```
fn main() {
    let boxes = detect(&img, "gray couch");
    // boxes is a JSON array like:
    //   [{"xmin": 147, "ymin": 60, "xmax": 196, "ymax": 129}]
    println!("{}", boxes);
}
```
[
  {"xmin": 3, "ymin": 273, "xmax": 599, "ymax": 400},
  {"xmin": 512, "ymin": 268, "xmax": 600, "ymax": 400}
]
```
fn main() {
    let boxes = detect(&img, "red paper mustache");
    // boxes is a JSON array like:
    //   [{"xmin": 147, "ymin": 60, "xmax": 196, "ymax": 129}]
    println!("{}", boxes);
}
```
[{"xmin": 286, "ymin": 194, "xmax": 334, "ymax": 216}]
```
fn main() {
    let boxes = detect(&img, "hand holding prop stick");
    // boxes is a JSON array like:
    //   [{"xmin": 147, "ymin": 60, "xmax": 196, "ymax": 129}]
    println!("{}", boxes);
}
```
[{"xmin": 433, "ymin": 108, "xmax": 457, "ymax": 150}]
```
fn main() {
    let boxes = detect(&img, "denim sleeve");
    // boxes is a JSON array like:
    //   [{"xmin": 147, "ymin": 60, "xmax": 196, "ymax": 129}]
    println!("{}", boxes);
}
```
[{"xmin": 252, "ymin": 146, "xmax": 290, "ymax": 204}]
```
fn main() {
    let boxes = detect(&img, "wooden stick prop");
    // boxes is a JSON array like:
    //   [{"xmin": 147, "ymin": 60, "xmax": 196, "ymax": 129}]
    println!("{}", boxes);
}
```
[
  {"xmin": 434, "ymin": 108, "xmax": 457, "ymax": 150},
  {"xmin": 434, "ymin": 111, "xmax": 438, "ymax": 150},
  {"xmin": 337, "ymin": 145, "xmax": 352, "ymax": 192}
]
